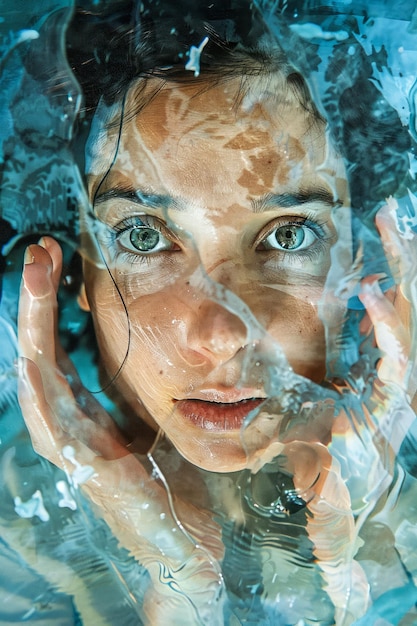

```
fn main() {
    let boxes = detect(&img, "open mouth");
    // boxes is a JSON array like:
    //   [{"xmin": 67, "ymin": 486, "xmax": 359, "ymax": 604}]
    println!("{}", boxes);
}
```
[{"xmin": 174, "ymin": 397, "xmax": 264, "ymax": 431}]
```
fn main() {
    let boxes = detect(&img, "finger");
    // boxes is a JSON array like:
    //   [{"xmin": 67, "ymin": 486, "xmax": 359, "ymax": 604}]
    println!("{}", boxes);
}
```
[
  {"xmin": 19, "ymin": 243, "xmax": 57, "ymax": 367},
  {"xmin": 18, "ymin": 357, "xmax": 66, "ymax": 464},
  {"xmin": 19, "ymin": 243, "xmax": 78, "ymax": 409},
  {"xmin": 359, "ymin": 277, "xmax": 409, "ymax": 385},
  {"xmin": 375, "ymin": 201, "xmax": 412, "ymax": 288},
  {"xmin": 19, "ymin": 243, "xmax": 128, "ymax": 454},
  {"xmin": 35, "ymin": 239, "xmax": 125, "ymax": 440},
  {"xmin": 375, "ymin": 201, "xmax": 415, "ymax": 314},
  {"xmin": 38, "ymin": 236, "xmax": 63, "ymax": 293},
  {"xmin": 374, "ymin": 203, "xmax": 416, "ymax": 396}
]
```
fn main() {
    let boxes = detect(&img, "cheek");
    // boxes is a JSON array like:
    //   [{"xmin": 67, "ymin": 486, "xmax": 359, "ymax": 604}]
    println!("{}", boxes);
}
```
[
  {"xmin": 261, "ymin": 295, "xmax": 326, "ymax": 377},
  {"xmin": 121, "ymin": 291, "xmax": 186, "ymax": 370},
  {"xmin": 84, "ymin": 266, "xmax": 130, "ymax": 362},
  {"xmin": 87, "ymin": 277, "xmax": 183, "ymax": 410}
]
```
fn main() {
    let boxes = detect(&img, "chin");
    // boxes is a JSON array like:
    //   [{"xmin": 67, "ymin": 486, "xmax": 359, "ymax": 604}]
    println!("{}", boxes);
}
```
[{"xmin": 169, "ymin": 431, "xmax": 249, "ymax": 473}]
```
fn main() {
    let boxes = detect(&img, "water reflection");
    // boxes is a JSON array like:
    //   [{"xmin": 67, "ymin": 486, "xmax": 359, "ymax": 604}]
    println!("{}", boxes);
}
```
[{"xmin": 1, "ymin": 1, "xmax": 417, "ymax": 624}]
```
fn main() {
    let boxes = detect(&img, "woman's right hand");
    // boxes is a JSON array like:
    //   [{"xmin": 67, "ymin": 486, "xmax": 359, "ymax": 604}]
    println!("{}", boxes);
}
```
[{"xmin": 18, "ymin": 237, "xmax": 224, "ymax": 624}]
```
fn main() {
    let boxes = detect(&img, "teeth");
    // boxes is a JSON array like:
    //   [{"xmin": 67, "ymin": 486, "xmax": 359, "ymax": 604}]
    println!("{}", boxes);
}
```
[{"xmin": 205, "ymin": 397, "xmax": 258, "ymax": 405}]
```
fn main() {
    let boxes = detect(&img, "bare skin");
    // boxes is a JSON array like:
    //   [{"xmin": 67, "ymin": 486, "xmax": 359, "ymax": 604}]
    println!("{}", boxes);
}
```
[
  {"xmin": 17, "ymin": 76, "xmax": 415, "ymax": 624},
  {"xmin": 81, "ymin": 77, "xmax": 349, "ymax": 471},
  {"xmin": 18, "ymin": 212, "xmax": 413, "ymax": 622}
]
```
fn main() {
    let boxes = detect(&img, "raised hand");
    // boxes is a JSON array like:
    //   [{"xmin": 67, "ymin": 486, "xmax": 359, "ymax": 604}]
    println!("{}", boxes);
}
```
[
  {"xmin": 359, "ymin": 204, "xmax": 413, "ymax": 392},
  {"xmin": 18, "ymin": 237, "xmax": 225, "ymax": 625},
  {"xmin": 357, "ymin": 203, "xmax": 416, "ymax": 451}
]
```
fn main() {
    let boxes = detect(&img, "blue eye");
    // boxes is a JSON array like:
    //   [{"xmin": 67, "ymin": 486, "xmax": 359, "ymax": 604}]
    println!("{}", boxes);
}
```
[
  {"xmin": 262, "ymin": 223, "xmax": 318, "ymax": 251},
  {"xmin": 115, "ymin": 217, "xmax": 177, "ymax": 254}
]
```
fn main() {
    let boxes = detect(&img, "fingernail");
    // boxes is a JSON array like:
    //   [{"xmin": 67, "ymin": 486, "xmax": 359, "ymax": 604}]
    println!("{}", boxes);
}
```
[
  {"xmin": 24, "ymin": 245, "xmax": 35, "ymax": 265},
  {"xmin": 38, "ymin": 236, "xmax": 53, "ymax": 250},
  {"xmin": 23, "ymin": 243, "xmax": 52, "ymax": 268},
  {"xmin": 22, "ymin": 246, "xmax": 52, "ymax": 297}
]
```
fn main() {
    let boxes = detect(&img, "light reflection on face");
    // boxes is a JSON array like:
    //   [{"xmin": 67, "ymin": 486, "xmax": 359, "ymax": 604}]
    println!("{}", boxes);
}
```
[{"xmin": 82, "ymin": 72, "xmax": 349, "ymax": 471}]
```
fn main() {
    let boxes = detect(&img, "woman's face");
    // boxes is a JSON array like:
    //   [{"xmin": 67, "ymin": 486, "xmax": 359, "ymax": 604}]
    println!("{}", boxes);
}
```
[{"xmin": 82, "ymin": 74, "xmax": 349, "ymax": 471}]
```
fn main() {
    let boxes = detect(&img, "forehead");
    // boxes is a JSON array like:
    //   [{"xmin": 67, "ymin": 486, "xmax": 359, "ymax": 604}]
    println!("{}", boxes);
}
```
[
  {"xmin": 88, "ymin": 71, "xmax": 342, "ymax": 205},
  {"xmin": 127, "ymin": 73, "xmax": 323, "ymax": 146}
]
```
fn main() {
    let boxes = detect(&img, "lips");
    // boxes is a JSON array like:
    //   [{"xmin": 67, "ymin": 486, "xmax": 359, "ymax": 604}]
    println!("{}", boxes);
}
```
[{"xmin": 174, "ymin": 397, "xmax": 264, "ymax": 431}]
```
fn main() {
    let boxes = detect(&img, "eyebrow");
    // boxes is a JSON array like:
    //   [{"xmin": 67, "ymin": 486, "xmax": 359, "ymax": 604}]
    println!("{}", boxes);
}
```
[
  {"xmin": 251, "ymin": 188, "xmax": 337, "ymax": 213},
  {"xmin": 94, "ymin": 185, "xmax": 337, "ymax": 213},
  {"xmin": 94, "ymin": 187, "xmax": 183, "ymax": 212}
]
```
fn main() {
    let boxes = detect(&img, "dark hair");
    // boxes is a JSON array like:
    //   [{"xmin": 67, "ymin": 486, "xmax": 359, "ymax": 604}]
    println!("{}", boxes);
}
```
[
  {"xmin": 67, "ymin": 2, "xmax": 328, "ymax": 179},
  {"xmin": 67, "ymin": 0, "xmax": 416, "ymax": 217},
  {"xmin": 66, "ymin": 0, "xmax": 257, "ymax": 112}
]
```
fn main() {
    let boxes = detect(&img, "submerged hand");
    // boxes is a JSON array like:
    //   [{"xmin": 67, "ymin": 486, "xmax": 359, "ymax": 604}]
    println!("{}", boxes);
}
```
[
  {"xmin": 18, "ymin": 237, "xmax": 224, "ymax": 625},
  {"xmin": 359, "ymin": 207, "xmax": 411, "ymax": 389},
  {"xmin": 357, "ymin": 205, "xmax": 416, "ymax": 446}
]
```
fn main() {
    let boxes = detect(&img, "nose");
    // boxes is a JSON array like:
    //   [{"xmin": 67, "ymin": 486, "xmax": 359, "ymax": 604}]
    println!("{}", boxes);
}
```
[{"xmin": 186, "ymin": 297, "xmax": 248, "ymax": 366}]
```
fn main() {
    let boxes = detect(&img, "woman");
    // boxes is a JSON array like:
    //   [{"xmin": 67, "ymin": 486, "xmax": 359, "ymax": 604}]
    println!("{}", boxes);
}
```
[{"xmin": 10, "ymin": 1, "xmax": 417, "ymax": 624}]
